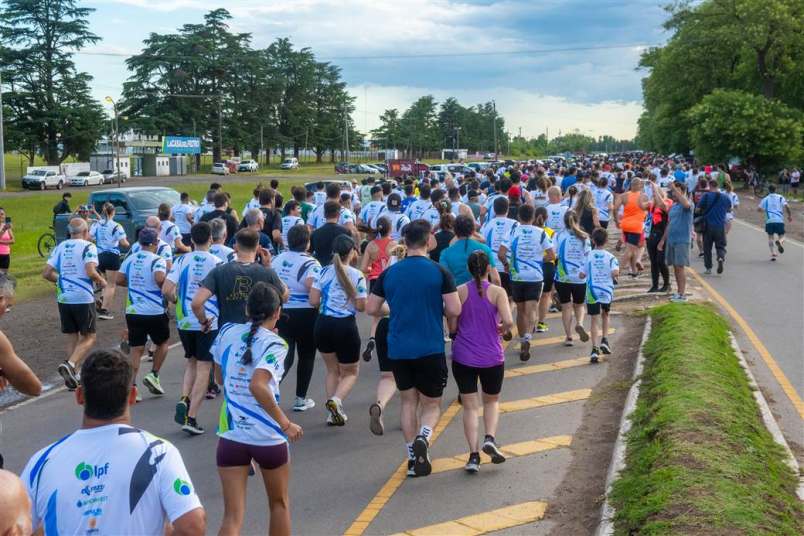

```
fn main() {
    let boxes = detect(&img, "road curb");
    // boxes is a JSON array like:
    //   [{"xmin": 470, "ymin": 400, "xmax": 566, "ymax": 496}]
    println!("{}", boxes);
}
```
[
  {"xmin": 595, "ymin": 316, "xmax": 652, "ymax": 536},
  {"xmin": 728, "ymin": 333, "xmax": 804, "ymax": 501}
]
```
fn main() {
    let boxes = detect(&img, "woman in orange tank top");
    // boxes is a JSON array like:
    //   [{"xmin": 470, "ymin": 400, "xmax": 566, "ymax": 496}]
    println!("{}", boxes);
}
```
[
  {"xmin": 614, "ymin": 177, "xmax": 650, "ymax": 276},
  {"xmin": 359, "ymin": 216, "xmax": 397, "ymax": 360}
]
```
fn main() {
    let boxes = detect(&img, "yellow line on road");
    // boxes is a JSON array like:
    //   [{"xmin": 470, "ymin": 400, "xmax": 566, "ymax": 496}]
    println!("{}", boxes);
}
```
[
  {"xmin": 430, "ymin": 435, "xmax": 572, "ymax": 474},
  {"xmin": 497, "ymin": 389, "xmax": 591, "ymax": 414},
  {"xmin": 389, "ymin": 501, "xmax": 548, "ymax": 536},
  {"xmin": 504, "ymin": 356, "xmax": 600, "ymax": 378},
  {"xmin": 688, "ymin": 268, "xmax": 804, "ymax": 419}
]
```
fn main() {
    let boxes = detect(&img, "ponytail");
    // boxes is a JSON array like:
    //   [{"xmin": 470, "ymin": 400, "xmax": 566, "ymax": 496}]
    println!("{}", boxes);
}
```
[
  {"xmin": 241, "ymin": 282, "xmax": 281, "ymax": 365},
  {"xmin": 564, "ymin": 210, "xmax": 588, "ymax": 241},
  {"xmin": 333, "ymin": 253, "xmax": 357, "ymax": 301},
  {"xmin": 467, "ymin": 250, "xmax": 490, "ymax": 298}
]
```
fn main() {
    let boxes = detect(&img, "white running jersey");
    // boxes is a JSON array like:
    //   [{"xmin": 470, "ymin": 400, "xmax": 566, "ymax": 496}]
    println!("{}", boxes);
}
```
[
  {"xmin": 481, "ymin": 217, "xmax": 519, "ymax": 273},
  {"xmin": 166, "ymin": 251, "xmax": 223, "ymax": 331},
  {"xmin": 593, "ymin": 187, "xmax": 614, "ymax": 221},
  {"xmin": 243, "ymin": 197, "xmax": 260, "ymax": 215},
  {"xmin": 759, "ymin": 193, "xmax": 787, "ymax": 224},
  {"xmin": 209, "ymin": 243, "xmax": 235, "ymax": 263},
  {"xmin": 586, "ymin": 249, "xmax": 618, "ymax": 305},
  {"xmin": 420, "ymin": 206, "xmax": 441, "ymax": 230},
  {"xmin": 555, "ymin": 232, "xmax": 591, "ymax": 284},
  {"xmin": 503, "ymin": 225, "xmax": 552, "ymax": 283},
  {"xmin": 47, "ymin": 239, "xmax": 99, "ymax": 304},
  {"xmin": 530, "ymin": 189, "xmax": 548, "ymax": 208},
  {"xmin": 193, "ymin": 204, "xmax": 214, "ymax": 224},
  {"xmin": 130, "ymin": 240, "xmax": 173, "ymax": 264},
  {"xmin": 308, "ymin": 205, "xmax": 354, "ymax": 229},
  {"xmin": 21, "ymin": 424, "xmax": 201, "ymax": 536},
  {"xmin": 159, "ymin": 221, "xmax": 181, "ymax": 247},
  {"xmin": 377, "ymin": 211, "xmax": 410, "ymax": 241},
  {"xmin": 545, "ymin": 203, "xmax": 568, "ymax": 232},
  {"xmin": 340, "ymin": 208, "xmax": 357, "ymax": 227},
  {"xmin": 312, "ymin": 264, "xmax": 367, "ymax": 318},
  {"xmin": 90, "ymin": 219, "xmax": 126, "ymax": 255},
  {"xmin": 405, "ymin": 199, "xmax": 432, "ymax": 221},
  {"xmin": 483, "ymin": 194, "xmax": 505, "ymax": 223},
  {"xmin": 120, "ymin": 250, "xmax": 167, "ymax": 315},
  {"xmin": 280, "ymin": 215, "xmax": 305, "ymax": 251},
  {"xmin": 273, "ymin": 251, "xmax": 320, "ymax": 309},
  {"xmin": 360, "ymin": 201, "xmax": 386, "ymax": 229},
  {"xmin": 312, "ymin": 190, "xmax": 327, "ymax": 207},
  {"xmin": 213, "ymin": 323, "xmax": 288, "ymax": 446},
  {"xmin": 172, "ymin": 203, "xmax": 194, "ymax": 234}
]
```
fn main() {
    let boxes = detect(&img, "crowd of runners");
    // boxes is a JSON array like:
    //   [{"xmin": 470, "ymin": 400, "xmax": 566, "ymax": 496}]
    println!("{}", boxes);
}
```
[{"xmin": 0, "ymin": 152, "xmax": 795, "ymax": 535}]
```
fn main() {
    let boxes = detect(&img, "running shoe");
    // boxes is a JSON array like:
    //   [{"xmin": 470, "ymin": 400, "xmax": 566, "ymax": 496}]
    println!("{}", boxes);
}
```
[
  {"xmin": 716, "ymin": 258, "xmax": 724, "ymax": 274},
  {"xmin": 535, "ymin": 322, "xmax": 548, "ymax": 333},
  {"xmin": 703, "ymin": 269, "xmax": 712, "ymax": 275},
  {"xmin": 57, "ymin": 361, "xmax": 79, "ymax": 390},
  {"xmin": 600, "ymin": 338, "xmax": 612, "ymax": 355},
  {"xmin": 670, "ymin": 294, "xmax": 688, "ymax": 303},
  {"xmin": 659, "ymin": 284, "xmax": 671, "ymax": 293},
  {"xmin": 143, "ymin": 349, "xmax": 154, "ymax": 362},
  {"xmin": 548, "ymin": 304, "xmax": 560, "ymax": 313},
  {"xmin": 775, "ymin": 240, "xmax": 784, "ymax": 254},
  {"xmin": 326, "ymin": 413, "xmax": 335, "ymax": 426},
  {"xmin": 646, "ymin": 286, "xmax": 659, "ymax": 293},
  {"xmin": 362, "ymin": 338, "xmax": 375, "ymax": 362},
  {"xmin": 519, "ymin": 340, "xmax": 531, "ymax": 362},
  {"xmin": 142, "ymin": 372, "xmax": 165, "ymax": 396},
  {"xmin": 771, "ymin": 255, "xmax": 777, "ymax": 262},
  {"xmin": 590, "ymin": 347, "xmax": 600, "ymax": 364},
  {"xmin": 406, "ymin": 459, "xmax": 416, "ymax": 477},
  {"xmin": 325, "ymin": 398, "xmax": 347, "ymax": 426},
  {"xmin": 369, "ymin": 403, "xmax": 384, "ymax": 436},
  {"xmin": 174, "ymin": 398, "xmax": 189, "ymax": 425},
  {"xmin": 563, "ymin": 338, "xmax": 574, "ymax": 347},
  {"xmin": 119, "ymin": 340, "xmax": 130, "ymax": 355},
  {"xmin": 482, "ymin": 438, "xmax": 506, "ymax": 464},
  {"xmin": 182, "ymin": 417, "xmax": 205, "ymax": 436},
  {"xmin": 502, "ymin": 330, "xmax": 513, "ymax": 341},
  {"xmin": 206, "ymin": 383, "xmax": 220, "ymax": 400},
  {"xmin": 97, "ymin": 308, "xmax": 114, "ymax": 320},
  {"xmin": 575, "ymin": 324, "xmax": 590, "ymax": 342},
  {"xmin": 135, "ymin": 389, "xmax": 142, "ymax": 403},
  {"xmin": 465, "ymin": 452, "xmax": 480, "ymax": 473},
  {"xmin": 292, "ymin": 397, "xmax": 315, "ymax": 412},
  {"xmin": 412, "ymin": 435, "xmax": 432, "ymax": 477}
]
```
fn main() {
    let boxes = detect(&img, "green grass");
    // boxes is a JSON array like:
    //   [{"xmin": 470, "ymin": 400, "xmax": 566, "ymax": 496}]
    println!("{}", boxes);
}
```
[{"xmin": 610, "ymin": 303, "xmax": 802, "ymax": 535}]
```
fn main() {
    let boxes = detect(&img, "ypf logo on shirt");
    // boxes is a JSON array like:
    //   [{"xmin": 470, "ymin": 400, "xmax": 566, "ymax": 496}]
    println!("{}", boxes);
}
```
[
  {"xmin": 75, "ymin": 462, "xmax": 110, "ymax": 481},
  {"xmin": 173, "ymin": 478, "xmax": 192, "ymax": 496}
]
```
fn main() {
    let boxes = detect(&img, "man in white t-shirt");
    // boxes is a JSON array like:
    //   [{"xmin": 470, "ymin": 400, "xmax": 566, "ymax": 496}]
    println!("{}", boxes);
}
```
[
  {"xmin": 758, "ymin": 184, "xmax": 793, "ymax": 261},
  {"xmin": 21, "ymin": 350, "xmax": 206, "ymax": 536},
  {"xmin": 172, "ymin": 192, "xmax": 195, "ymax": 246}
]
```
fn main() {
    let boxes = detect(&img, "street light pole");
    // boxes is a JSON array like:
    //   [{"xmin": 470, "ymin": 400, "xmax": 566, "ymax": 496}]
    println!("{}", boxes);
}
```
[
  {"xmin": 492, "ymin": 100, "xmax": 498, "ymax": 157},
  {"xmin": 105, "ymin": 96, "xmax": 122, "ymax": 188}
]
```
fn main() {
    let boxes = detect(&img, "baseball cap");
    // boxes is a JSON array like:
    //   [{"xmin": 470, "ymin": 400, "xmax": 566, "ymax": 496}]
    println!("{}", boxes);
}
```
[{"xmin": 138, "ymin": 228, "xmax": 159, "ymax": 246}]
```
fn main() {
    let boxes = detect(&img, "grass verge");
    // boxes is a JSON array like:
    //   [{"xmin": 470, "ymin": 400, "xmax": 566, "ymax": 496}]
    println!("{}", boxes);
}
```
[{"xmin": 610, "ymin": 302, "xmax": 802, "ymax": 535}]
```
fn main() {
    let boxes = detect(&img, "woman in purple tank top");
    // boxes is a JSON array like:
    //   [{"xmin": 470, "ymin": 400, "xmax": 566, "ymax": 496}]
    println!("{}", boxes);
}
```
[{"xmin": 448, "ymin": 250, "xmax": 514, "ymax": 473}]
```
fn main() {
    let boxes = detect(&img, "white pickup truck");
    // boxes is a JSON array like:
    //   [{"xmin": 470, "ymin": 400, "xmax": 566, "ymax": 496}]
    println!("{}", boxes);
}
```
[{"xmin": 22, "ymin": 168, "xmax": 66, "ymax": 190}]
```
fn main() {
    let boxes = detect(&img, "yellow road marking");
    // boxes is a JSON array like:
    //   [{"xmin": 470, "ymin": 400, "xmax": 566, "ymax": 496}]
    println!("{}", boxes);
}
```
[
  {"xmin": 505, "ymin": 356, "xmax": 601, "ymax": 378},
  {"xmin": 688, "ymin": 268, "xmax": 804, "ymax": 419},
  {"xmin": 430, "ymin": 435, "xmax": 572, "ymax": 474},
  {"xmin": 389, "ymin": 501, "xmax": 548, "ymax": 536},
  {"xmin": 497, "ymin": 389, "xmax": 591, "ymax": 413}
]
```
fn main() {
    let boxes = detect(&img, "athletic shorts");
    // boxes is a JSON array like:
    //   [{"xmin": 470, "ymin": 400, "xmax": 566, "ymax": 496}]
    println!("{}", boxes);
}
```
[
  {"xmin": 314, "ymin": 314, "xmax": 361, "ymax": 364},
  {"xmin": 178, "ymin": 329, "xmax": 217, "ymax": 362},
  {"xmin": 369, "ymin": 278, "xmax": 379, "ymax": 294},
  {"xmin": 555, "ymin": 281, "xmax": 586, "ymax": 305},
  {"xmin": 97, "ymin": 251, "xmax": 121, "ymax": 272},
  {"xmin": 586, "ymin": 302, "xmax": 611, "ymax": 316},
  {"xmin": 0, "ymin": 254, "xmax": 9, "ymax": 270},
  {"xmin": 599, "ymin": 220, "xmax": 609, "ymax": 229},
  {"xmin": 376, "ymin": 316, "xmax": 392, "ymax": 372},
  {"xmin": 511, "ymin": 280, "xmax": 543, "ymax": 303},
  {"xmin": 216, "ymin": 437, "xmax": 288, "ymax": 470},
  {"xmin": 390, "ymin": 353, "xmax": 448, "ymax": 398},
  {"xmin": 542, "ymin": 262, "xmax": 555, "ymax": 292},
  {"xmin": 765, "ymin": 222, "xmax": 785, "ymax": 236},
  {"xmin": 623, "ymin": 231, "xmax": 642, "ymax": 247},
  {"xmin": 451, "ymin": 360, "xmax": 504, "ymax": 395},
  {"xmin": 58, "ymin": 302, "xmax": 96, "ymax": 335},
  {"xmin": 499, "ymin": 271, "xmax": 512, "ymax": 297},
  {"xmin": 126, "ymin": 313, "xmax": 170, "ymax": 347}
]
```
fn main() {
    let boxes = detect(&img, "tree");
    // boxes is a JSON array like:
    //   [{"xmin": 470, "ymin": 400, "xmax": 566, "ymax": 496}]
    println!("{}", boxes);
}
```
[
  {"xmin": 371, "ymin": 109, "xmax": 402, "ymax": 149},
  {"xmin": 687, "ymin": 89, "xmax": 803, "ymax": 171},
  {"xmin": 0, "ymin": 0, "xmax": 106, "ymax": 164}
]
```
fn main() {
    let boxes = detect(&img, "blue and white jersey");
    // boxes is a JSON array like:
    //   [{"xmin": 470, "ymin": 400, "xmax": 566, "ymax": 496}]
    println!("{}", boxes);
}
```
[
  {"xmin": 545, "ymin": 203, "xmax": 568, "ymax": 232},
  {"xmin": 377, "ymin": 211, "xmax": 410, "ymax": 241},
  {"xmin": 308, "ymin": 205, "xmax": 354, "ymax": 229},
  {"xmin": 530, "ymin": 189, "xmax": 549, "ymax": 208},
  {"xmin": 360, "ymin": 200, "xmax": 386, "ymax": 229},
  {"xmin": 273, "ymin": 251, "xmax": 320, "ymax": 309},
  {"xmin": 312, "ymin": 264, "xmax": 367, "ymax": 318},
  {"xmin": 166, "ymin": 251, "xmax": 222, "ymax": 331},
  {"xmin": 593, "ymin": 187, "xmax": 614, "ymax": 222},
  {"xmin": 312, "ymin": 190, "xmax": 327, "ymax": 207},
  {"xmin": 243, "ymin": 197, "xmax": 261, "ymax": 215},
  {"xmin": 405, "ymin": 199, "xmax": 432, "ymax": 221},
  {"xmin": 555, "ymin": 232, "xmax": 591, "ymax": 285},
  {"xmin": 480, "ymin": 216, "xmax": 519, "ymax": 272},
  {"xmin": 90, "ymin": 219, "xmax": 126, "ymax": 255},
  {"xmin": 340, "ymin": 207, "xmax": 357, "ymax": 227},
  {"xmin": 159, "ymin": 221, "xmax": 181, "ymax": 247},
  {"xmin": 759, "ymin": 193, "xmax": 787, "ymax": 224},
  {"xmin": 21, "ymin": 424, "xmax": 201, "ymax": 536},
  {"xmin": 503, "ymin": 224, "xmax": 552, "ymax": 283},
  {"xmin": 586, "ymin": 249, "xmax": 618, "ymax": 305},
  {"xmin": 280, "ymin": 215, "xmax": 305, "ymax": 251},
  {"xmin": 193, "ymin": 204, "xmax": 215, "ymax": 224},
  {"xmin": 420, "ymin": 206, "xmax": 441, "ymax": 230},
  {"xmin": 172, "ymin": 202, "xmax": 194, "ymax": 234},
  {"xmin": 209, "ymin": 243, "xmax": 235, "ymax": 263},
  {"xmin": 120, "ymin": 250, "xmax": 167, "ymax": 315},
  {"xmin": 213, "ymin": 323, "xmax": 288, "ymax": 446},
  {"xmin": 46, "ymin": 239, "xmax": 99, "ymax": 304},
  {"xmin": 483, "ymin": 193, "xmax": 505, "ymax": 223},
  {"xmin": 130, "ymin": 239, "xmax": 172, "ymax": 264}
]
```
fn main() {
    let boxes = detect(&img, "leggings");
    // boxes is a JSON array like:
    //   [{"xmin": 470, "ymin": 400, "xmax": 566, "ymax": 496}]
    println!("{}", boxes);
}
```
[
  {"xmin": 277, "ymin": 307, "xmax": 318, "ymax": 398},
  {"xmin": 647, "ymin": 233, "xmax": 668, "ymax": 288}
]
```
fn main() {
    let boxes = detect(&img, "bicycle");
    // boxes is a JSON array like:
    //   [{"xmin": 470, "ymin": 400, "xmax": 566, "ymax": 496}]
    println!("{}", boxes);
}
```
[{"xmin": 37, "ymin": 226, "xmax": 57, "ymax": 258}]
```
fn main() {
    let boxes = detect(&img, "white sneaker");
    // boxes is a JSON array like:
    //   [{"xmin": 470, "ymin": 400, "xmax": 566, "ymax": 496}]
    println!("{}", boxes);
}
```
[
  {"xmin": 670, "ymin": 294, "xmax": 688, "ymax": 303},
  {"xmin": 293, "ymin": 397, "xmax": 315, "ymax": 412}
]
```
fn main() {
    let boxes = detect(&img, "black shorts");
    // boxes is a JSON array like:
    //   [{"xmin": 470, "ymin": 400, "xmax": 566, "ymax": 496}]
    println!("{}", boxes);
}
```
[
  {"xmin": 97, "ymin": 251, "xmax": 121, "ymax": 272},
  {"xmin": 600, "ymin": 220, "xmax": 610, "ymax": 229},
  {"xmin": 314, "ymin": 314, "xmax": 361, "ymax": 364},
  {"xmin": 178, "ymin": 329, "xmax": 217, "ymax": 362},
  {"xmin": 511, "ymin": 281, "xmax": 543, "ymax": 303},
  {"xmin": 126, "ymin": 313, "xmax": 170, "ymax": 347},
  {"xmin": 499, "ymin": 271, "xmax": 512, "ymax": 297},
  {"xmin": 58, "ymin": 302, "xmax": 96, "ymax": 335},
  {"xmin": 216, "ymin": 437, "xmax": 288, "ymax": 470},
  {"xmin": 390, "ymin": 353, "xmax": 448, "ymax": 398},
  {"xmin": 587, "ymin": 302, "xmax": 611, "ymax": 316},
  {"xmin": 623, "ymin": 231, "xmax": 642, "ymax": 247},
  {"xmin": 376, "ymin": 317, "xmax": 392, "ymax": 372},
  {"xmin": 555, "ymin": 281, "xmax": 586, "ymax": 304},
  {"xmin": 451, "ymin": 360, "xmax": 504, "ymax": 395},
  {"xmin": 369, "ymin": 278, "xmax": 379, "ymax": 294},
  {"xmin": 0, "ymin": 254, "xmax": 9, "ymax": 270},
  {"xmin": 542, "ymin": 262, "xmax": 555, "ymax": 292}
]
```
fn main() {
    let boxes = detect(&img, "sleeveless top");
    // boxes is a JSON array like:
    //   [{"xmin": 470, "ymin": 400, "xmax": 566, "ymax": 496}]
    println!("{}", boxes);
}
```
[
  {"xmin": 368, "ymin": 236, "xmax": 392, "ymax": 280},
  {"xmin": 451, "ymin": 281, "xmax": 504, "ymax": 368},
  {"xmin": 621, "ymin": 192, "xmax": 646, "ymax": 234},
  {"xmin": 0, "ymin": 230, "xmax": 11, "ymax": 255},
  {"xmin": 579, "ymin": 207, "xmax": 595, "ymax": 235}
]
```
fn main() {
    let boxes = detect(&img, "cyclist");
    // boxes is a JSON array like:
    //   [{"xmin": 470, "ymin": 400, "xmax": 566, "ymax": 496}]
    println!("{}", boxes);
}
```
[{"xmin": 90, "ymin": 202, "xmax": 129, "ymax": 320}]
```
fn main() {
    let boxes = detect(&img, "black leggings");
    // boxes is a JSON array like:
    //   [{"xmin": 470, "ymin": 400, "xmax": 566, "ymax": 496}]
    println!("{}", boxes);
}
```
[
  {"xmin": 647, "ymin": 233, "xmax": 668, "ymax": 288},
  {"xmin": 277, "ymin": 307, "xmax": 318, "ymax": 398}
]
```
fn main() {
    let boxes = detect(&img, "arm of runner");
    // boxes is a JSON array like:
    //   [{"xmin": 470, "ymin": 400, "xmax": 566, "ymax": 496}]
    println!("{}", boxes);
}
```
[
  {"xmin": 543, "ymin": 246, "xmax": 556, "ymax": 263},
  {"xmin": 191, "ymin": 287, "xmax": 214, "ymax": 332},
  {"xmin": 41, "ymin": 265, "xmax": 58, "ymax": 283},
  {"xmin": 85, "ymin": 262, "xmax": 106, "ymax": 289},
  {"xmin": 489, "ymin": 267, "xmax": 501, "ymax": 287},
  {"xmin": 493, "ymin": 285, "xmax": 514, "ymax": 335},
  {"xmin": 308, "ymin": 287, "xmax": 321, "ymax": 308},
  {"xmin": 250, "ymin": 368, "xmax": 302, "ymax": 441},
  {"xmin": 785, "ymin": 203, "xmax": 792, "ymax": 222},
  {"xmin": 0, "ymin": 331, "xmax": 42, "ymax": 396}
]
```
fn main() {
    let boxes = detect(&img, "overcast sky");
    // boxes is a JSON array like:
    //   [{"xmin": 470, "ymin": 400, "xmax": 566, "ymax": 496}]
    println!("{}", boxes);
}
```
[{"xmin": 78, "ymin": 0, "xmax": 670, "ymax": 139}]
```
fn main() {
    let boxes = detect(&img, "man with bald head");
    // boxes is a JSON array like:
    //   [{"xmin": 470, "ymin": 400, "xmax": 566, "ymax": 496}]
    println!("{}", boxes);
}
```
[
  {"xmin": 129, "ymin": 216, "xmax": 174, "ymax": 271},
  {"xmin": 0, "ymin": 470, "xmax": 31, "ymax": 536},
  {"xmin": 42, "ymin": 218, "xmax": 106, "ymax": 390}
]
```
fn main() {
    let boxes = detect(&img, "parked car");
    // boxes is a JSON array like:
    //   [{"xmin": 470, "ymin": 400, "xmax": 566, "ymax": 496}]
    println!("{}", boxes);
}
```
[
  {"xmin": 238, "ymin": 159, "xmax": 258, "ymax": 172},
  {"xmin": 101, "ymin": 169, "xmax": 128, "ymax": 184},
  {"xmin": 372, "ymin": 163, "xmax": 388, "ymax": 173},
  {"xmin": 22, "ymin": 169, "xmax": 66, "ymax": 190},
  {"xmin": 211, "ymin": 162, "xmax": 230, "ymax": 175},
  {"xmin": 280, "ymin": 157, "xmax": 300, "ymax": 170},
  {"xmin": 69, "ymin": 171, "xmax": 104, "ymax": 187}
]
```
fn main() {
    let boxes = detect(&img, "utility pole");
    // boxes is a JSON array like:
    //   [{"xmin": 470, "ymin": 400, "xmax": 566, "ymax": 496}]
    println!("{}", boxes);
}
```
[
  {"xmin": 260, "ymin": 125, "xmax": 264, "ymax": 166},
  {"xmin": 492, "ymin": 100, "xmax": 498, "ymax": 157},
  {"xmin": 105, "ymin": 97, "xmax": 122, "ymax": 188},
  {"xmin": 0, "ymin": 70, "xmax": 5, "ymax": 191},
  {"xmin": 344, "ymin": 107, "xmax": 349, "ymax": 162},
  {"xmin": 518, "ymin": 126, "xmax": 522, "ymax": 138}
]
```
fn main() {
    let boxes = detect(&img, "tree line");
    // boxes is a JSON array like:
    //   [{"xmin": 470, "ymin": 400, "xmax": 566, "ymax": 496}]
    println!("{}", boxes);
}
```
[{"xmin": 509, "ymin": 133, "xmax": 638, "ymax": 157}]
